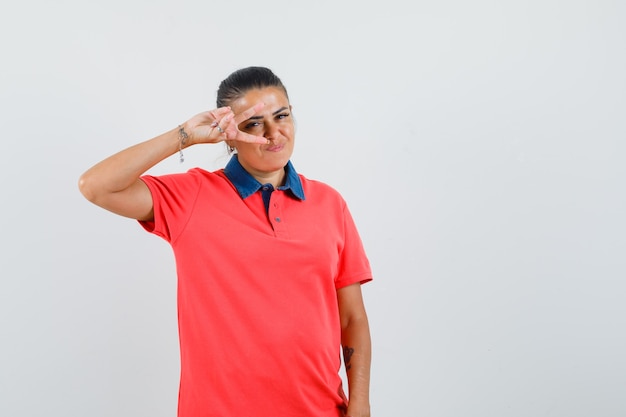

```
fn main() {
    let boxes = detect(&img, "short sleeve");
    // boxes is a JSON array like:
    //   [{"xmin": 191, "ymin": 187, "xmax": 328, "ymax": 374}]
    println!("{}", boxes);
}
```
[
  {"xmin": 138, "ymin": 171, "xmax": 203, "ymax": 243},
  {"xmin": 335, "ymin": 202, "xmax": 373, "ymax": 289}
]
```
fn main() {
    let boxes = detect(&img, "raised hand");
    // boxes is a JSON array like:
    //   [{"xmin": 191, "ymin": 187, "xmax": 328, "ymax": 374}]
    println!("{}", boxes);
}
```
[{"xmin": 184, "ymin": 103, "xmax": 269, "ymax": 146}]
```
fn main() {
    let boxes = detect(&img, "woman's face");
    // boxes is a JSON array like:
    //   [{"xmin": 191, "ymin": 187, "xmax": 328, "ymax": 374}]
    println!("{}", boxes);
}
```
[{"xmin": 229, "ymin": 86, "xmax": 294, "ymax": 180}]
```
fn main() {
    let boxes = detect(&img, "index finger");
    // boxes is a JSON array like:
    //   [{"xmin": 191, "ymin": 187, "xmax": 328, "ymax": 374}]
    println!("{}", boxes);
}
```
[
  {"xmin": 209, "ymin": 106, "xmax": 232, "ymax": 119},
  {"xmin": 234, "ymin": 102, "xmax": 265, "ymax": 125}
]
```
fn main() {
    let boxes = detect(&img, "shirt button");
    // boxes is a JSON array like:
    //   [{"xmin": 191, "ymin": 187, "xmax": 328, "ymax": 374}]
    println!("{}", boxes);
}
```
[
  {"xmin": 275, "ymin": 217, "xmax": 281, "ymax": 222},
  {"xmin": 262, "ymin": 186, "xmax": 269, "ymax": 191}
]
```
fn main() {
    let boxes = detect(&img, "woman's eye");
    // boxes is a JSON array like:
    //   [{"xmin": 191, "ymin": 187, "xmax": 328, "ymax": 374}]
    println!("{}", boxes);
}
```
[
  {"xmin": 277, "ymin": 113, "xmax": 290, "ymax": 120},
  {"xmin": 244, "ymin": 122, "xmax": 261, "ymax": 130}
]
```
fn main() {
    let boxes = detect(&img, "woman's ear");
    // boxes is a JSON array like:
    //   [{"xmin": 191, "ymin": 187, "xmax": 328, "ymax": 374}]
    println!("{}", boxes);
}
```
[
  {"xmin": 290, "ymin": 105, "xmax": 297, "ymax": 133},
  {"xmin": 225, "ymin": 140, "xmax": 236, "ymax": 154}
]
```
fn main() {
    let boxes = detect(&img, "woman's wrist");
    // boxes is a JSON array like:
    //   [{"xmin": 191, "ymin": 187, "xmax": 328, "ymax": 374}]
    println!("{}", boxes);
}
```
[
  {"xmin": 346, "ymin": 400, "xmax": 371, "ymax": 417},
  {"xmin": 177, "ymin": 124, "xmax": 190, "ymax": 163}
]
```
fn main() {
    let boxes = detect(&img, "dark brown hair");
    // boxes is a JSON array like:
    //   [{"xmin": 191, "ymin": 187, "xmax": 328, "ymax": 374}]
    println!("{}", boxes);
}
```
[{"xmin": 216, "ymin": 66, "xmax": 289, "ymax": 108}]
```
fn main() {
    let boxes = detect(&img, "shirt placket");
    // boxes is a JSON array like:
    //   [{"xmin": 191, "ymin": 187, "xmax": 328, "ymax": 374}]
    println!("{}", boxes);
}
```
[{"xmin": 268, "ymin": 192, "xmax": 289, "ymax": 239}]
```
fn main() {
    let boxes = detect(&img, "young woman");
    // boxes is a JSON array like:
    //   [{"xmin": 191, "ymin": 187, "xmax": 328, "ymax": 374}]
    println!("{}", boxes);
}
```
[{"xmin": 79, "ymin": 66, "xmax": 373, "ymax": 417}]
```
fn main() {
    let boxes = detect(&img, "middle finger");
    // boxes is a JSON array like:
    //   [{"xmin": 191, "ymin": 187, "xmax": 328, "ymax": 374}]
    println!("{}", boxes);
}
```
[{"xmin": 233, "ymin": 102, "xmax": 265, "ymax": 125}]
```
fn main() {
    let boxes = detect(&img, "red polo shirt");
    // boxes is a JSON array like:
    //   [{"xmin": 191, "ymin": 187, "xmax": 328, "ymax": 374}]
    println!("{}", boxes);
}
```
[{"xmin": 139, "ymin": 157, "xmax": 372, "ymax": 417}]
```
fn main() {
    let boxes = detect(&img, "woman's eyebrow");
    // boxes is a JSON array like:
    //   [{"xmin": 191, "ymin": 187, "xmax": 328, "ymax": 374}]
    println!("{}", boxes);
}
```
[{"xmin": 246, "ymin": 107, "xmax": 289, "ymax": 120}]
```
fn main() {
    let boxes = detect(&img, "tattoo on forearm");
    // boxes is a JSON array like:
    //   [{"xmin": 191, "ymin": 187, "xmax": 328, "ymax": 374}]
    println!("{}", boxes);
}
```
[{"xmin": 343, "ymin": 346, "xmax": 354, "ymax": 371}]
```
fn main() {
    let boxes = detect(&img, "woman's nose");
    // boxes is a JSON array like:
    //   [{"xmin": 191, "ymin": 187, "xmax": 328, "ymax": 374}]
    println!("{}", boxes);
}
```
[{"xmin": 264, "ymin": 122, "xmax": 279, "ymax": 140}]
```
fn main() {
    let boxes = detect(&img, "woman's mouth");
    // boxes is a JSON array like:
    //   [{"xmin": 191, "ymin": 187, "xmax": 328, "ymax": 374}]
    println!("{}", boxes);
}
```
[{"xmin": 266, "ymin": 143, "xmax": 284, "ymax": 152}]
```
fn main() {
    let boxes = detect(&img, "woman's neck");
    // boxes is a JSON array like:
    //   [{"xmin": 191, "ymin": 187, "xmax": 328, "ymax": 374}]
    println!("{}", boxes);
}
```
[{"xmin": 248, "ymin": 167, "xmax": 285, "ymax": 188}]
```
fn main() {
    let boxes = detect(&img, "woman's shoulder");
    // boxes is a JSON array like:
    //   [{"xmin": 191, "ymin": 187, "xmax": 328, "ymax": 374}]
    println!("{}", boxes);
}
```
[
  {"xmin": 142, "ymin": 167, "xmax": 229, "ymax": 190},
  {"xmin": 158, "ymin": 166, "xmax": 226, "ymax": 180},
  {"xmin": 299, "ymin": 174, "xmax": 346, "ymax": 206}
]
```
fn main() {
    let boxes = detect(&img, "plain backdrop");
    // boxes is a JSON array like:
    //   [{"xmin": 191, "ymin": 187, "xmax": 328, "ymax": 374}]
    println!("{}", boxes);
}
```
[{"xmin": 1, "ymin": 0, "xmax": 625, "ymax": 416}]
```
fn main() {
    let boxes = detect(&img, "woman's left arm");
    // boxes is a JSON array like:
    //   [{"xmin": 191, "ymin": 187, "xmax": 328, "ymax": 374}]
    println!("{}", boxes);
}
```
[{"xmin": 338, "ymin": 282, "xmax": 372, "ymax": 417}]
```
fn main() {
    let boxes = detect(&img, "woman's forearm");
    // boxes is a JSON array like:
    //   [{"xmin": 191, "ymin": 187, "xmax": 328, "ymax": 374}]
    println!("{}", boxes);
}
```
[
  {"xmin": 342, "ymin": 315, "xmax": 372, "ymax": 417},
  {"xmin": 78, "ymin": 126, "xmax": 181, "ymax": 202}
]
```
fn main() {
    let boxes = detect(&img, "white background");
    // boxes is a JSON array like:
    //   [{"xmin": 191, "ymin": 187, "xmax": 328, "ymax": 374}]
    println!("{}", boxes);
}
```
[{"xmin": 1, "ymin": 0, "xmax": 625, "ymax": 416}]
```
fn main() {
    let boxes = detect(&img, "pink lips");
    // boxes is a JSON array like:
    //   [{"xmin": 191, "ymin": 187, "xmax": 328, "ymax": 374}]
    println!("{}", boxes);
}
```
[{"xmin": 266, "ymin": 144, "xmax": 284, "ymax": 152}]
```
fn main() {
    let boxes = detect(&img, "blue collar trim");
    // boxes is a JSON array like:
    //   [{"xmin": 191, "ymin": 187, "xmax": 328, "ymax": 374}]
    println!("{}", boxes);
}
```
[{"xmin": 223, "ymin": 154, "xmax": 305, "ymax": 201}]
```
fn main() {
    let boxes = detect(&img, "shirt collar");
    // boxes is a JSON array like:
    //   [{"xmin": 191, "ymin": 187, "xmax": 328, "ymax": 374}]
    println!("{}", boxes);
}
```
[{"xmin": 223, "ymin": 154, "xmax": 305, "ymax": 201}]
